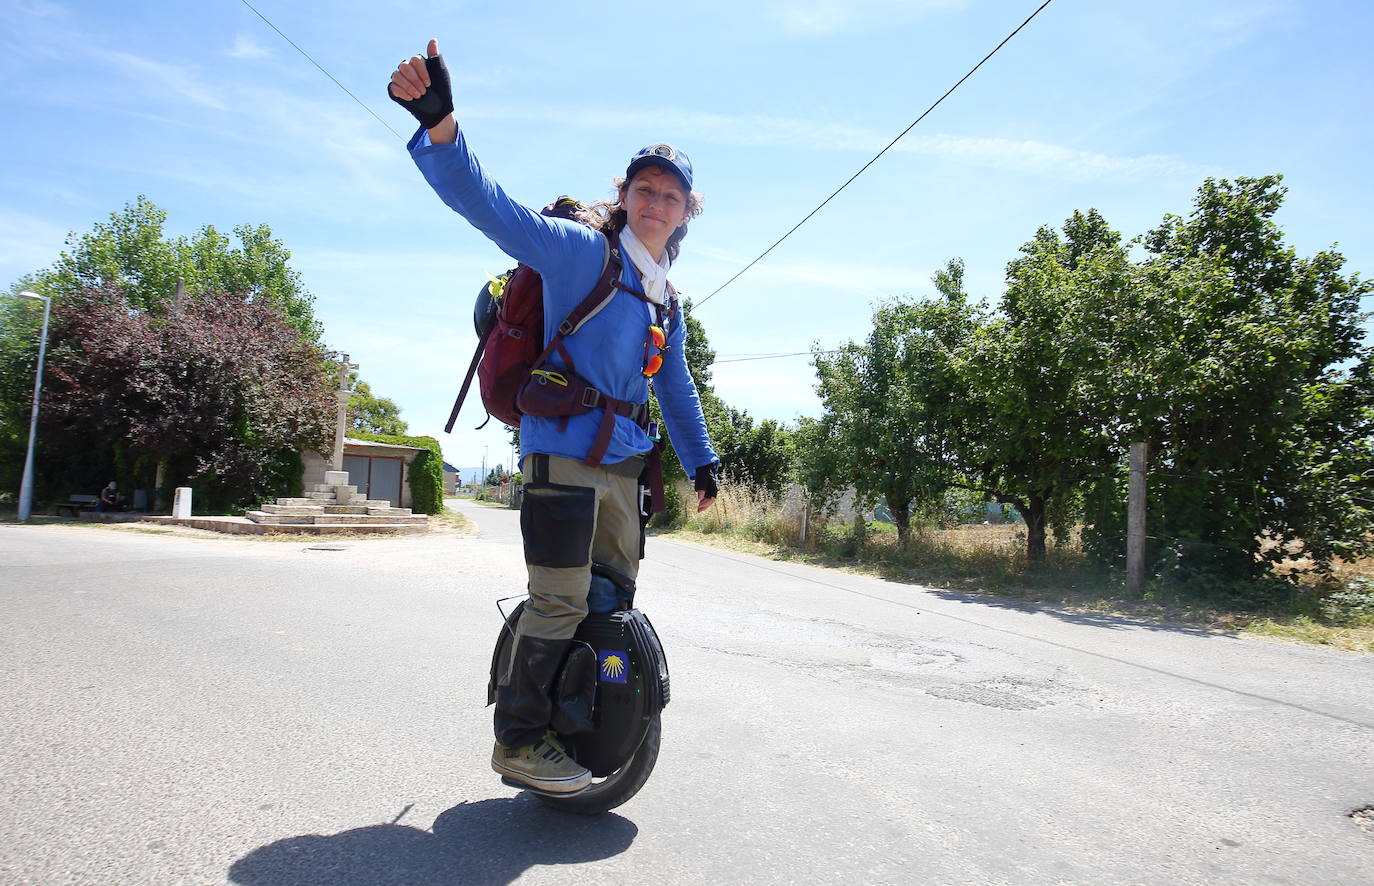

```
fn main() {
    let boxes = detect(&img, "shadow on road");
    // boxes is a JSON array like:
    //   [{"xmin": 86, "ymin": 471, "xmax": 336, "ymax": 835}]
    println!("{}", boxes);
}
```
[
  {"xmin": 228, "ymin": 795, "xmax": 638, "ymax": 885},
  {"xmin": 902, "ymin": 581, "xmax": 1232, "ymax": 639}
]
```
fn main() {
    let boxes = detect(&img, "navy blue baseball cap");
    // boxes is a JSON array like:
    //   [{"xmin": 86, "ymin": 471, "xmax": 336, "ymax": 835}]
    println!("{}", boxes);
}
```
[{"xmin": 627, "ymin": 143, "xmax": 693, "ymax": 191}]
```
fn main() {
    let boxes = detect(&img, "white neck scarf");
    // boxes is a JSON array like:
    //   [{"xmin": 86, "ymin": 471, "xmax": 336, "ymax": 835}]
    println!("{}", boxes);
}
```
[{"xmin": 618, "ymin": 225, "xmax": 671, "ymax": 306}]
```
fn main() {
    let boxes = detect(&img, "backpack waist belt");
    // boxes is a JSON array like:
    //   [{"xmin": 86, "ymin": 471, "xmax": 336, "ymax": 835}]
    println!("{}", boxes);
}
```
[{"xmin": 516, "ymin": 368, "xmax": 648, "ymax": 467}]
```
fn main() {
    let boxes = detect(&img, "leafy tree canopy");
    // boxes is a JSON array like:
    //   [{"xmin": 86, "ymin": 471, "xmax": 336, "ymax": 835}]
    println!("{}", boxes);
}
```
[
  {"xmin": 33, "ymin": 195, "xmax": 320, "ymax": 339},
  {"xmin": 40, "ymin": 285, "xmax": 334, "ymax": 511},
  {"xmin": 348, "ymin": 379, "xmax": 408, "ymax": 436}
]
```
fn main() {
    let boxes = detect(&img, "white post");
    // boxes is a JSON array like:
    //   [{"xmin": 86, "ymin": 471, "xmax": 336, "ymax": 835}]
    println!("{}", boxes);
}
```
[
  {"xmin": 331, "ymin": 352, "xmax": 357, "ymax": 472},
  {"xmin": 1127, "ymin": 441, "xmax": 1148, "ymax": 593},
  {"xmin": 172, "ymin": 486, "xmax": 193, "ymax": 519},
  {"xmin": 16, "ymin": 291, "xmax": 50, "ymax": 522}
]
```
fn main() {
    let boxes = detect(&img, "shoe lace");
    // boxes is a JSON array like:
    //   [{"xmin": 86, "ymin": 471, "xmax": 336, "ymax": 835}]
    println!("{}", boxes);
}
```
[{"xmin": 537, "ymin": 732, "xmax": 571, "ymax": 762}]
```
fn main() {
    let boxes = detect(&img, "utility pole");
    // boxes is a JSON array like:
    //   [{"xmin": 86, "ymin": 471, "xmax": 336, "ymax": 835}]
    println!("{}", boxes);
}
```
[
  {"xmin": 331, "ymin": 352, "xmax": 358, "ymax": 472},
  {"xmin": 15, "ymin": 291, "xmax": 49, "ymax": 521},
  {"xmin": 1127, "ymin": 441, "xmax": 1148, "ymax": 593}
]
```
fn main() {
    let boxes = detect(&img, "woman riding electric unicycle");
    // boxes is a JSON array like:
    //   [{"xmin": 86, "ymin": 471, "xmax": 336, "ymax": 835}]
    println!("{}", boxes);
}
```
[{"xmin": 389, "ymin": 40, "xmax": 720, "ymax": 814}]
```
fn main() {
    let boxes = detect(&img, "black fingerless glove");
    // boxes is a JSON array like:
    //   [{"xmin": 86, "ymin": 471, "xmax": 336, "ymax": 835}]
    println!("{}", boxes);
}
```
[
  {"xmin": 694, "ymin": 463, "xmax": 719, "ymax": 499},
  {"xmin": 388, "ymin": 54, "xmax": 454, "ymax": 129}
]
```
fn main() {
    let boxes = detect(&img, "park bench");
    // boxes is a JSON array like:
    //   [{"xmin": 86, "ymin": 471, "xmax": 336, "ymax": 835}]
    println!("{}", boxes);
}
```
[{"xmin": 55, "ymin": 494, "xmax": 99, "ymax": 518}]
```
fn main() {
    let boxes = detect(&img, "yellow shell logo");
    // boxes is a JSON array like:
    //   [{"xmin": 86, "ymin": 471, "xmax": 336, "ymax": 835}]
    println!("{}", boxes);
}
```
[{"xmin": 600, "ymin": 654, "xmax": 626, "ymax": 679}]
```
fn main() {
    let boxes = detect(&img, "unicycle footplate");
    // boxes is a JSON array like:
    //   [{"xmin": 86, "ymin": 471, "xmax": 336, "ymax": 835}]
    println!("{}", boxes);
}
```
[{"xmin": 498, "ymin": 775, "xmax": 589, "ymax": 798}]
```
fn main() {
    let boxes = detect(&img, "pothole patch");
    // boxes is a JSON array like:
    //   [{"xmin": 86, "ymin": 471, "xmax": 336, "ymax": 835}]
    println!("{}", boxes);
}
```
[
  {"xmin": 1351, "ymin": 806, "xmax": 1374, "ymax": 835},
  {"xmin": 927, "ymin": 684, "xmax": 1046, "ymax": 711},
  {"xmin": 926, "ymin": 675, "xmax": 1068, "ymax": 711}
]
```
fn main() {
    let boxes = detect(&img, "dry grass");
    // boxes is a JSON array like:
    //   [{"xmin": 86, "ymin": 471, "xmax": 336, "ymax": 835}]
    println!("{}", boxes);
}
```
[
  {"xmin": 1242, "ymin": 618, "xmax": 1374, "ymax": 654},
  {"xmin": 657, "ymin": 484, "xmax": 1374, "ymax": 654},
  {"xmin": 430, "ymin": 507, "xmax": 475, "ymax": 534}
]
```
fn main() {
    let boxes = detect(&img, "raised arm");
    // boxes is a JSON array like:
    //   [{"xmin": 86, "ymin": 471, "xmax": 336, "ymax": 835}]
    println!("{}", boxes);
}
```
[{"xmin": 386, "ymin": 38, "xmax": 592, "ymax": 272}]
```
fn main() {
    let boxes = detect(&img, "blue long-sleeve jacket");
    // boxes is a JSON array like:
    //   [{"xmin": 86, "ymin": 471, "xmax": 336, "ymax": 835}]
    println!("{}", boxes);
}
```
[{"xmin": 409, "ymin": 126, "xmax": 718, "ymax": 475}]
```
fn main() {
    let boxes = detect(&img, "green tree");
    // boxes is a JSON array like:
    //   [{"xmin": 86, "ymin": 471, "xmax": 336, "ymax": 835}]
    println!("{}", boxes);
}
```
[
  {"xmin": 349, "ymin": 379, "xmax": 408, "ymax": 436},
  {"xmin": 954, "ymin": 211, "xmax": 1127, "ymax": 562},
  {"xmin": 35, "ymin": 195, "xmax": 319, "ymax": 337},
  {"xmin": 1, "ymin": 197, "xmax": 326, "ymax": 499},
  {"xmin": 791, "ymin": 413, "xmax": 846, "ymax": 517},
  {"xmin": 1084, "ymin": 176, "xmax": 1374, "ymax": 581},
  {"xmin": 40, "ymin": 286, "xmax": 334, "ymax": 512},
  {"xmin": 709, "ymin": 405, "xmax": 793, "ymax": 497},
  {"xmin": 810, "ymin": 262, "xmax": 981, "ymax": 545}
]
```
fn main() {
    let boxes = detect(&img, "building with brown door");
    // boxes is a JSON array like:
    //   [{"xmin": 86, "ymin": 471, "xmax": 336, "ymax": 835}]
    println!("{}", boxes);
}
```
[{"xmin": 301, "ymin": 438, "xmax": 424, "ymax": 509}]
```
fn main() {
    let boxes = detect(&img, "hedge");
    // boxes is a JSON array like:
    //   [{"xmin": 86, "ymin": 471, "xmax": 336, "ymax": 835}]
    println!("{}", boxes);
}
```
[{"xmin": 350, "ymin": 432, "xmax": 445, "ymax": 515}]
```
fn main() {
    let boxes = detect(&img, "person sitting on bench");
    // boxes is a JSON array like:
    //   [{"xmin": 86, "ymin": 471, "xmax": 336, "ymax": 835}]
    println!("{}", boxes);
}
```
[{"xmin": 96, "ymin": 481, "xmax": 124, "ymax": 513}]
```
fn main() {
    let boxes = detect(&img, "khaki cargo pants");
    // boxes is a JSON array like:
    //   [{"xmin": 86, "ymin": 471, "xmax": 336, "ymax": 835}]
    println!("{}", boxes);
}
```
[{"xmin": 517, "ymin": 453, "xmax": 644, "ymax": 640}]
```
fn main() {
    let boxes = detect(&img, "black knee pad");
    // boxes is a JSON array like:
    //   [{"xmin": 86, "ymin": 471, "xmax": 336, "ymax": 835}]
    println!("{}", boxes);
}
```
[{"xmin": 520, "ymin": 481, "xmax": 596, "ymax": 568}]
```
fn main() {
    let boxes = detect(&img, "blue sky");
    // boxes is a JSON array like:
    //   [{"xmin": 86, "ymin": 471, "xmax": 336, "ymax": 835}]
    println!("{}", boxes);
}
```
[{"xmin": 3, "ymin": 0, "xmax": 1371, "ymax": 472}]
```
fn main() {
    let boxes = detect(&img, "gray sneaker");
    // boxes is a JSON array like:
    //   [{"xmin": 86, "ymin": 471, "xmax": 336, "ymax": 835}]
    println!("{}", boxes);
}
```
[{"xmin": 491, "ymin": 732, "xmax": 592, "ymax": 793}]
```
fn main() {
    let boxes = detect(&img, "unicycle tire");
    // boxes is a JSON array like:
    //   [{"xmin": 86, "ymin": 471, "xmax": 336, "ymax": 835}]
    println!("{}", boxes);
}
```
[{"xmin": 538, "ymin": 714, "xmax": 661, "ymax": 815}]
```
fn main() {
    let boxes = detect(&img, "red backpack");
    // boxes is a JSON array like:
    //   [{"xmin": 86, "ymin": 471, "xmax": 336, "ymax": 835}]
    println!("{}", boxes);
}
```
[{"xmin": 445, "ymin": 197, "xmax": 675, "ymax": 468}]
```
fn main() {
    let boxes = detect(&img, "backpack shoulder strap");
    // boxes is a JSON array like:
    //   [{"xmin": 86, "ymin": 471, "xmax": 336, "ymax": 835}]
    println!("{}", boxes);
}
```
[
  {"xmin": 558, "ymin": 230, "xmax": 622, "ymax": 336},
  {"xmin": 529, "ymin": 231, "xmax": 624, "ymax": 376}
]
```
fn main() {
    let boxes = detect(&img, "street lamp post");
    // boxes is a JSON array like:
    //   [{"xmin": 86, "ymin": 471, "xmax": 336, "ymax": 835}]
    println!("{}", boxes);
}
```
[{"xmin": 15, "ymin": 291, "xmax": 51, "ymax": 521}]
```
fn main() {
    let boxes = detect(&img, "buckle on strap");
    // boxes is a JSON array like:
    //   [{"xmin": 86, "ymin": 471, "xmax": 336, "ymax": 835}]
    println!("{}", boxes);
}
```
[{"xmin": 581, "ymin": 387, "xmax": 602, "ymax": 409}]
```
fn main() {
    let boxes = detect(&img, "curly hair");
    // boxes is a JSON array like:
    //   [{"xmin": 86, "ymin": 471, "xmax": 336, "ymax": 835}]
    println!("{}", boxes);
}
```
[{"xmin": 575, "ymin": 175, "xmax": 704, "ymax": 263}]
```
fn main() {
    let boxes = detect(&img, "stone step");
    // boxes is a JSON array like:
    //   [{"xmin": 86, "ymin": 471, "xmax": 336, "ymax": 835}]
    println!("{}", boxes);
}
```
[
  {"xmin": 308, "ymin": 491, "xmax": 364, "ymax": 502},
  {"xmin": 260, "ymin": 504, "xmax": 325, "ymax": 516},
  {"xmin": 313, "ymin": 484, "xmax": 357, "ymax": 495},
  {"xmin": 322, "ymin": 505, "xmax": 368, "ymax": 515},
  {"xmin": 273, "ymin": 497, "xmax": 316, "ymax": 506},
  {"xmin": 310, "ymin": 514, "xmax": 428, "ymax": 525},
  {"xmin": 246, "ymin": 511, "xmax": 316, "ymax": 525},
  {"xmin": 366, "ymin": 507, "xmax": 413, "ymax": 517}
]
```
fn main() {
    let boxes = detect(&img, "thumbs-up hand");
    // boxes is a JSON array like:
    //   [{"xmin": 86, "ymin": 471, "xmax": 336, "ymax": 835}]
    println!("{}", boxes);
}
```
[{"xmin": 389, "ymin": 39, "xmax": 453, "ymax": 130}]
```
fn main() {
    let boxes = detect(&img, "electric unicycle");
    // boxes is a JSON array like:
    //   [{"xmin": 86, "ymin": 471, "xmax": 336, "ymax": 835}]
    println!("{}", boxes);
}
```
[{"xmin": 487, "ymin": 562, "xmax": 669, "ymax": 814}]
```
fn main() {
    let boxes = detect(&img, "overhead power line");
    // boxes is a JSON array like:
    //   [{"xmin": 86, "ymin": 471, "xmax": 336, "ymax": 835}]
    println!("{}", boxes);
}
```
[
  {"xmin": 238, "ymin": 0, "xmax": 406, "ymax": 140},
  {"xmin": 713, "ymin": 351, "xmax": 815, "ymax": 364},
  {"xmin": 695, "ymin": 0, "xmax": 1056, "ymax": 309}
]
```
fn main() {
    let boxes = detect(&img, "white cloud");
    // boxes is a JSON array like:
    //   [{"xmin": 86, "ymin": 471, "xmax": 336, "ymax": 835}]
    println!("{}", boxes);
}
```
[
  {"xmin": 692, "ymin": 244, "xmax": 932, "ymax": 297},
  {"xmin": 227, "ymin": 34, "xmax": 270, "ymax": 60},
  {"xmin": 7, "ymin": 0, "xmax": 66, "ymax": 17},
  {"xmin": 465, "ymin": 103, "xmax": 1201, "ymax": 183},
  {"xmin": 765, "ymin": 0, "xmax": 965, "ymax": 37},
  {"xmin": 85, "ymin": 47, "xmax": 226, "ymax": 110},
  {"xmin": 896, "ymin": 134, "xmax": 1204, "ymax": 182}
]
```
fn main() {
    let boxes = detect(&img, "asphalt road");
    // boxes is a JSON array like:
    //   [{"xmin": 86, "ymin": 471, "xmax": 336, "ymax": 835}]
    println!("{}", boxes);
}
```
[{"xmin": 2, "ymin": 502, "xmax": 1372, "ymax": 885}]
